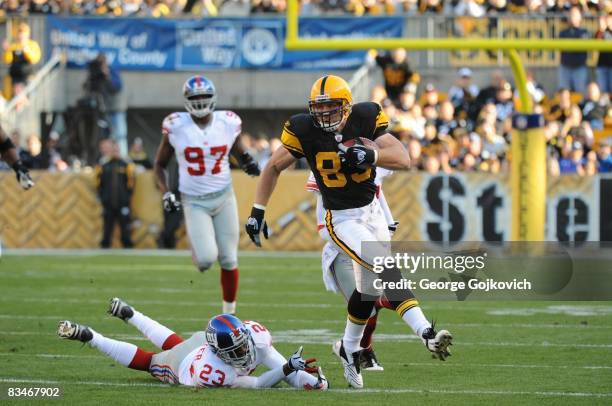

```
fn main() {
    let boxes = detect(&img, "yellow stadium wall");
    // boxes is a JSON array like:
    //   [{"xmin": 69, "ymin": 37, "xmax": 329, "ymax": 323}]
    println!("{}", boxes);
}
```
[{"xmin": 0, "ymin": 170, "xmax": 606, "ymax": 249}]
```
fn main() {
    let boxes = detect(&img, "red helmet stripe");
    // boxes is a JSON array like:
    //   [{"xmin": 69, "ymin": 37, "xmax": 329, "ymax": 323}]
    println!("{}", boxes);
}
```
[
  {"xmin": 195, "ymin": 76, "xmax": 202, "ymax": 88},
  {"xmin": 215, "ymin": 315, "xmax": 239, "ymax": 336}
]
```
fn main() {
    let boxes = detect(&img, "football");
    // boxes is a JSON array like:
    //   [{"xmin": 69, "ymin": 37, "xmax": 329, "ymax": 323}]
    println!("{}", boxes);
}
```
[{"xmin": 341, "ymin": 137, "xmax": 379, "ymax": 150}]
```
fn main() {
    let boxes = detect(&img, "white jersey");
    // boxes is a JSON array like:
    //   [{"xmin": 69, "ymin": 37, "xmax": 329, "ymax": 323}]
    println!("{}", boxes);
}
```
[
  {"xmin": 177, "ymin": 320, "xmax": 272, "ymax": 388},
  {"xmin": 164, "ymin": 110, "xmax": 242, "ymax": 196}
]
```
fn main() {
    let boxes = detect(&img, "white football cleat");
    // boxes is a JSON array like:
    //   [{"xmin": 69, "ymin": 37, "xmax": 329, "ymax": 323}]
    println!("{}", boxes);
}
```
[
  {"xmin": 422, "ymin": 327, "xmax": 453, "ymax": 361},
  {"xmin": 333, "ymin": 340, "xmax": 363, "ymax": 389}
]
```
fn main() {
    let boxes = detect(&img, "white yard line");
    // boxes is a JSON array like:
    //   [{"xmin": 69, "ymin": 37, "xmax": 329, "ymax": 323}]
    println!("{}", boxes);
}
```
[
  {"xmin": 0, "ymin": 377, "xmax": 610, "ymax": 398},
  {"xmin": 2, "ymin": 314, "xmax": 610, "ymax": 329},
  {"xmin": 2, "ymin": 330, "xmax": 611, "ymax": 348},
  {"xmin": 2, "ymin": 353, "xmax": 612, "ymax": 370},
  {"xmin": 0, "ymin": 297, "xmax": 336, "ymax": 309},
  {"xmin": 1, "ymin": 249, "xmax": 320, "ymax": 258}
]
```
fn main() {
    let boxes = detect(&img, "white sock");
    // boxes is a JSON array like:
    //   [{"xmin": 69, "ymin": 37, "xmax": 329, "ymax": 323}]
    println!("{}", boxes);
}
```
[
  {"xmin": 342, "ymin": 318, "xmax": 366, "ymax": 355},
  {"xmin": 90, "ymin": 330, "xmax": 137, "ymax": 367},
  {"xmin": 222, "ymin": 301, "xmax": 236, "ymax": 314},
  {"xmin": 128, "ymin": 311, "xmax": 174, "ymax": 350},
  {"xmin": 401, "ymin": 306, "xmax": 431, "ymax": 338}
]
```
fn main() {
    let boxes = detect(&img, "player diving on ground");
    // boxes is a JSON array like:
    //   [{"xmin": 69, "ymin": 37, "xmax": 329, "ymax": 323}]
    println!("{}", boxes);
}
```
[{"xmin": 57, "ymin": 298, "xmax": 328, "ymax": 390}]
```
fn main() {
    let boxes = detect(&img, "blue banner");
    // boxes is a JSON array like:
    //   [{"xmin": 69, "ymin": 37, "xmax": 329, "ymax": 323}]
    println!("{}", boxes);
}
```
[{"xmin": 46, "ymin": 16, "xmax": 403, "ymax": 71}]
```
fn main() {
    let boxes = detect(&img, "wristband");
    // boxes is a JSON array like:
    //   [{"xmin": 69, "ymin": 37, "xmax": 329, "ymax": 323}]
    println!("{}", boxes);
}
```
[{"xmin": 253, "ymin": 203, "xmax": 266, "ymax": 210}]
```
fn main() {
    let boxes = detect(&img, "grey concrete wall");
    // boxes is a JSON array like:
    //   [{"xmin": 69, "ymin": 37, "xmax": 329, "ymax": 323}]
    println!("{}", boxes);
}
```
[{"xmin": 63, "ymin": 70, "xmax": 356, "ymax": 110}]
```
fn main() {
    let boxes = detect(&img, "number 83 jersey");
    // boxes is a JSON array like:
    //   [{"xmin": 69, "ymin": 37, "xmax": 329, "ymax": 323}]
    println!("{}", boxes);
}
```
[
  {"xmin": 281, "ymin": 102, "xmax": 389, "ymax": 210},
  {"xmin": 163, "ymin": 111, "xmax": 242, "ymax": 196}
]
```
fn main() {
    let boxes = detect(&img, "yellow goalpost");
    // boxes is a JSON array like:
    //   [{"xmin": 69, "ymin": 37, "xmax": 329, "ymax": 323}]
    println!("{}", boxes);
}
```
[{"xmin": 284, "ymin": 1, "xmax": 612, "ymax": 241}]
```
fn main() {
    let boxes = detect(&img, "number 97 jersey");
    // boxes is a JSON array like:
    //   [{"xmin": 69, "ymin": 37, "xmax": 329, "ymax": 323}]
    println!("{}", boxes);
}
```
[
  {"xmin": 281, "ymin": 101, "xmax": 389, "ymax": 210},
  {"xmin": 163, "ymin": 111, "xmax": 242, "ymax": 196}
]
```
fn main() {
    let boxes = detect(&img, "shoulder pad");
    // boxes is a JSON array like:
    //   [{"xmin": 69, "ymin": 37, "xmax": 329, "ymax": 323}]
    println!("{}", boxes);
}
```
[{"xmin": 351, "ymin": 102, "xmax": 381, "ymax": 119}]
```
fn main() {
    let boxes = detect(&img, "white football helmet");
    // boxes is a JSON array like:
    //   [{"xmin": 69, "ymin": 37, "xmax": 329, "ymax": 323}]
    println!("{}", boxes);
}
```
[{"xmin": 183, "ymin": 75, "xmax": 217, "ymax": 118}]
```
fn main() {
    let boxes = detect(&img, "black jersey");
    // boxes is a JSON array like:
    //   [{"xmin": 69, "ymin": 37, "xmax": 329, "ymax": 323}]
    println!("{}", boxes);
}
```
[{"xmin": 281, "ymin": 102, "xmax": 389, "ymax": 210}]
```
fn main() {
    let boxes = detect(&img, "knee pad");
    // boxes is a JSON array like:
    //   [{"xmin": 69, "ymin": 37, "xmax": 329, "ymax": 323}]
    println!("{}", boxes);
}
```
[{"xmin": 194, "ymin": 257, "xmax": 215, "ymax": 273}]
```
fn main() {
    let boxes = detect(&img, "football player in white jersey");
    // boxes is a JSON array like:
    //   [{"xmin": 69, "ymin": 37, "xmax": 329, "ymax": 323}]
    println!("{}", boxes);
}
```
[
  {"xmin": 154, "ymin": 75, "xmax": 260, "ymax": 315},
  {"xmin": 58, "ymin": 298, "xmax": 328, "ymax": 390},
  {"xmin": 306, "ymin": 167, "xmax": 398, "ymax": 372}
]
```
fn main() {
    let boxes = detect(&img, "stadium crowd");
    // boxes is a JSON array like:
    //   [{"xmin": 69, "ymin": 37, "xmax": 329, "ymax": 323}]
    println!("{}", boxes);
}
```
[
  {"xmin": 0, "ymin": 0, "xmax": 610, "ymax": 16},
  {"xmin": 364, "ymin": 44, "xmax": 611, "ymax": 176}
]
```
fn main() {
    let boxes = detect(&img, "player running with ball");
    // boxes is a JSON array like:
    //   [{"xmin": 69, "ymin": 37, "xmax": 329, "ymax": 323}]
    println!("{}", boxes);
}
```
[
  {"xmin": 58, "ymin": 298, "xmax": 328, "ymax": 390},
  {"xmin": 154, "ymin": 75, "xmax": 260, "ymax": 315},
  {"xmin": 246, "ymin": 75, "xmax": 452, "ymax": 389}
]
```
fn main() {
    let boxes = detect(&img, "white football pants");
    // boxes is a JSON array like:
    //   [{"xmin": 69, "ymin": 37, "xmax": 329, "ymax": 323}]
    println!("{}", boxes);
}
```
[{"xmin": 182, "ymin": 187, "xmax": 239, "ymax": 271}]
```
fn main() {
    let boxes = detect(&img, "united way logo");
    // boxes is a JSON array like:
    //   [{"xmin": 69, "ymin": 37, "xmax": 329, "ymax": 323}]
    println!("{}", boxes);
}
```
[{"xmin": 241, "ymin": 28, "xmax": 278, "ymax": 66}]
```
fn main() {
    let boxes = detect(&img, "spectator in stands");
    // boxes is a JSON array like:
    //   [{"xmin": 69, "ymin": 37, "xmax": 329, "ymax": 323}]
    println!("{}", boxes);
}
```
[
  {"xmin": 558, "ymin": 6, "xmax": 590, "ymax": 93},
  {"xmin": 418, "ymin": 0, "xmax": 443, "ymax": 13},
  {"xmin": 448, "ymin": 67, "xmax": 479, "ymax": 120},
  {"xmin": 1, "ymin": 0, "xmax": 28, "ymax": 14},
  {"xmin": 20, "ymin": 134, "xmax": 44, "ymax": 169},
  {"xmin": 436, "ymin": 100, "xmax": 460, "ymax": 137},
  {"xmin": 595, "ymin": 14, "xmax": 612, "ymax": 94},
  {"xmin": 494, "ymin": 80, "xmax": 514, "ymax": 122},
  {"xmin": 597, "ymin": 139, "xmax": 612, "ymax": 172},
  {"xmin": 580, "ymin": 82, "xmax": 609, "ymax": 130},
  {"xmin": 2, "ymin": 22, "xmax": 41, "ymax": 103},
  {"xmin": 129, "ymin": 137, "xmax": 153, "ymax": 170},
  {"xmin": 558, "ymin": 139, "xmax": 585, "ymax": 175},
  {"xmin": 548, "ymin": 88, "xmax": 574, "ymax": 123},
  {"xmin": 472, "ymin": 70, "xmax": 505, "ymax": 121},
  {"xmin": 453, "ymin": 0, "xmax": 485, "ymax": 16},
  {"xmin": 562, "ymin": 105, "xmax": 594, "ymax": 147},
  {"xmin": 29, "ymin": 0, "xmax": 64, "ymax": 13},
  {"xmin": 47, "ymin": 132, "xmax": 68, "ymax": 172},
  {"xmin": 96, "ymin": 140, "xmax": 135, "ymax": 249},
  {"xmin": 84, "ymin": 53, "xmax": 126, "ymax": 154},
  {"xmin": 369, "ymin": 48, "xmax": 419, "ymax": 106}
]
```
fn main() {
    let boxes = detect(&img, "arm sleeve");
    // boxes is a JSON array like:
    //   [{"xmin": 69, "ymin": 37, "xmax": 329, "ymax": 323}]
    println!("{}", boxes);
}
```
[
  {"xmin": 373, "ymin": 105, "xmax": 390, "ymax": 138},
  {"xmin": 259, "ymin": 345, "xmax": 319, "ymax": 389},
  {"xmin": 230, "ymin": 367, "xmax": 286, "ymax": 389},
  {"xmin": 280, "ymin": 120, "xmax": 305, "ymax": 159}
]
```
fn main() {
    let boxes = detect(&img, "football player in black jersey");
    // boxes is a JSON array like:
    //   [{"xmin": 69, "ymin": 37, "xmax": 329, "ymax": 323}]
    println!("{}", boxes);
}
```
[
  {"xmin": 246, "ymin": 75, "xmax": 452, "ymax": 388},
  {"xmin": 0, "ymin": 125, "xmax": 33, "ymax": 190}
]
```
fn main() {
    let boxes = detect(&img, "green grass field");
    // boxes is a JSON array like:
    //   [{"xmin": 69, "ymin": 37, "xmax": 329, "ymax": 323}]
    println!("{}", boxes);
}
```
[{"xmin": 0, "ymin": 253, "xmax": 611, "ymax": 405}]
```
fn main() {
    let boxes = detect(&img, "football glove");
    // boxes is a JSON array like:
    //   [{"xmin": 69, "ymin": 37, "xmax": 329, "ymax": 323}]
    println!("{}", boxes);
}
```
[
  {"xmin": 12, "ymin": 162, "xmax": 34, "ymax": 190},
  {"xmin": 162, "ymin": 192, "xmax": 181, "ymax": 212},
  {"xmin": 338, "ymin": 139, "xmax": 377, "ymax": 169},
  {"xmin": 388, "ymin": 220, "xmax": 400, "ymax": 235},
  {"xmin": 239, "ymin": 152, "xmax": 260, "ymax": 176},
  {"xmin": 287, "ymin": 346, "xmax": 318, "ymax": 373},
  {"xmin": 304, "ymin": 367, "xmax": 329, "ymax": 390},
  {"xmin": 245, "ymin": 206, "xmax": 268, "ymax": 247}
]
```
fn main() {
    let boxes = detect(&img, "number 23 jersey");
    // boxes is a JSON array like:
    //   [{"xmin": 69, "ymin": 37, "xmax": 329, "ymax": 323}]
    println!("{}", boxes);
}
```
[
  {"xmin": 163, "ymin": 111, "xmax": 242, "ymax": 196},
  {"xmin": 281, "ymin": 102, "xmax": 389, "ymax": 210},
  {"xmin": 178, "ymin": 320, "xmax": 272, "ymax": 388}
]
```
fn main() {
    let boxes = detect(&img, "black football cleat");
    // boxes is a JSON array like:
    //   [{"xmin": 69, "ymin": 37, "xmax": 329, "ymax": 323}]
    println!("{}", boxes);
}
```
[{"xmin": 108, "ymin": 297, "xmax": 134, "ymax": 321}]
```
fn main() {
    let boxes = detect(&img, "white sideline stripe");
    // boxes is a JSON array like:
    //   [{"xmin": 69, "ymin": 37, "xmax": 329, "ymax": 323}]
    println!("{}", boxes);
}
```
[
  {"xmin": 0, "ymin": 297, "xmax": 336, "ymax": 309},
  {"xmin": 1, "ymin": 314, "xmax": 611, "ymax": 330},
  {"xmin": 2, "ymin": 330, "xmax": 612, "ymax": 348},
  {"xmin": 0, "ymin": 378, "xmax": 610, "ymax": 398},
  {"xmin": 2, "ymin": 353, "xmax": 612, "ymax": 370},
  {"xmin": 1, "ymin": 249, "xmax": 320, "ymax": 258}
]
